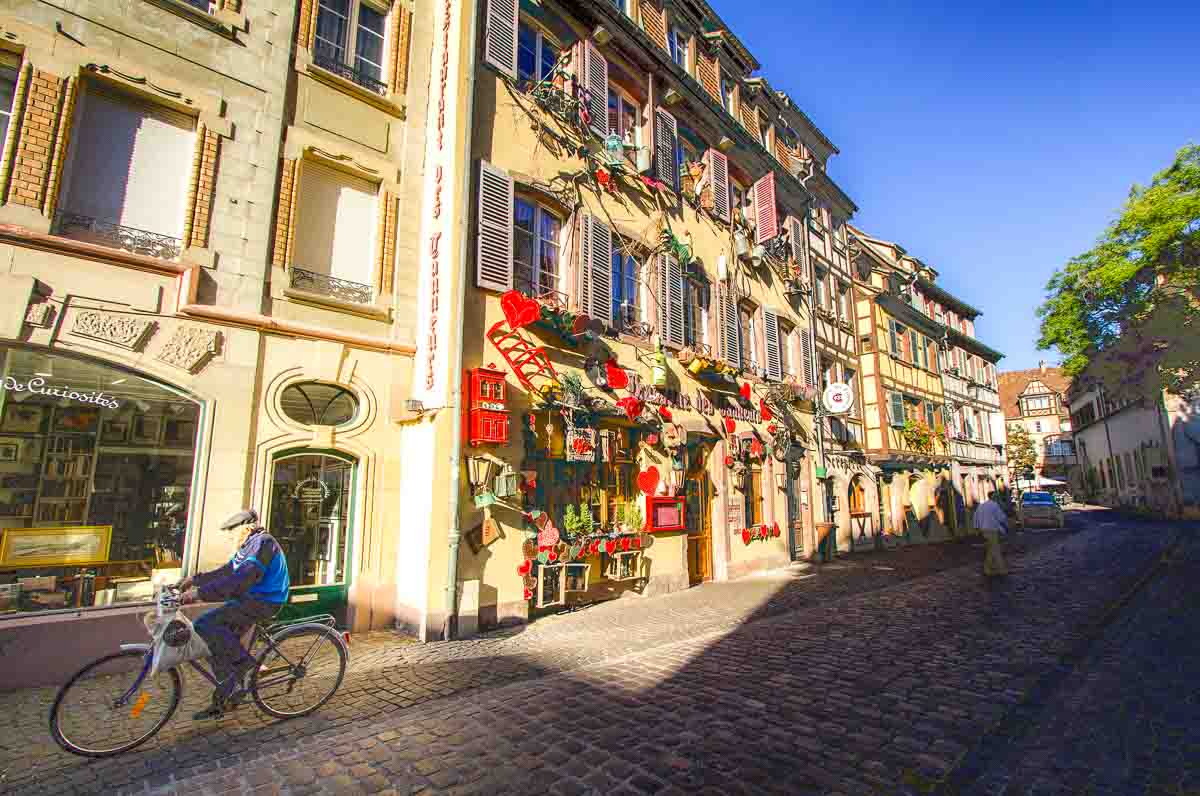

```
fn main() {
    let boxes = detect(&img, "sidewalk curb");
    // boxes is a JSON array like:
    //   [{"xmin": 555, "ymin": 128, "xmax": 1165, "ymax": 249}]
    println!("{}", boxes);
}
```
[{"xmin": 920, "ymin": 524, "xmax": 1194, "ymax": 795}]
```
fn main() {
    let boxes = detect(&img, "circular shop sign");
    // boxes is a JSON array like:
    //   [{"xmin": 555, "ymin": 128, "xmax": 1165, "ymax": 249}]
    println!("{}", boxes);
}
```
[{"xmin": 822, "ymin": 383, "xmax": 854, "ymax": 415}]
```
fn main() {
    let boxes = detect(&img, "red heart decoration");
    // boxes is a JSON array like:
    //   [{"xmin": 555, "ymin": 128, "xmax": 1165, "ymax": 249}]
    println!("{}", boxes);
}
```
[
  {"xmin": 518, "ymin": 559, "xmax": 532, "ymax": 576},
  {"xmin": 657, "ymin": 406, "xmax": 673, "ymax": 422},
  {"xmin": 637, "ymin": 467, "xmax": 660, "ymax": 496},
  {"xmin": 572, "ymin": 436, "xmax": 593, "ymax": 455},
  {"xmin": 617, "ymin": 396, "xmax": 642, "ymax": 421},
  {"xmin": 759, "ymin": 400, "xmax": 773, "ymax": 422},
  {"xmin": 772, "ymin": 522, "xmax": 781, "ymax": 538},
  {"xmin": 605, "ymin": 360, "xmax": 629, "ymax": 390},
  {"xmin": 621, "ymin": 537, "xmax": 632, "ymax": 551},
  {"xmin": 767, "ymin": 423, "xmax": 778, "ymax": 434},
  {"xmin": 500, "ymin": 290, "xmax": 541, "ymax": 330},
  {"xmin": 759, "ymin": 526, "xmax": 769, "ymax": 539},
  {"xmin": 590, "ymin": 540, "xmax": 602, "ymax": 554},
  {"xmin": 724, "ymin": 455, "xmax": 735, "ymax": 468},
  {"xmin": 740, "ymin": 382, "xmax": 752, "ymax": 401},
  {"xmin": 632, "ymin": 536, "xmax": 642, "ymax": 549},
  {"xmin": 605, "ymin": 539, "xmax": 617, "ymax": 555},
  {"xmin": 742, "ymin": 528, "xmax": 752, "ymax": 545},
  {"xmin": 724, "ymin": 417, "xmax": 737, "ymax": 435},
  {"xmin": 548, "ymin": 550, "xmax": 558, "ymax": 562},
  {"xmin": 523, "ymin": 588, "xmax": 533, "ymax": 600},
  {"xmin": 750, "ymin": 439, "xmax": 764, "ymax": 458}
]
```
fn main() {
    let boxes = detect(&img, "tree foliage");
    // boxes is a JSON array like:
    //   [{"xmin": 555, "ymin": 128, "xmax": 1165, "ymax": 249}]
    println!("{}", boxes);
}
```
[
  {"xmin": 1006, "ymin": 424, "xmax": 1038, "ymax": 477},
  {"xmin": 1037, "ymin": 144, "xmax": 1200, "ymax": 400}
]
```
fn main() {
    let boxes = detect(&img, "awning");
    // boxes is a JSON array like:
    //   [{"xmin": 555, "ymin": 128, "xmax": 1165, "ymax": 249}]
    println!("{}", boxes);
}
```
[{"xmin": 1018, "ymin": 476, "xmax": 1066, "ymax": 487}]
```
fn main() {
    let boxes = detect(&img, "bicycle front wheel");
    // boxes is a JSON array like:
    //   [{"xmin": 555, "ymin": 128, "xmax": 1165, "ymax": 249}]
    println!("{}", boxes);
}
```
[
  {"xmin": 251, "ymin": 625, "xmax": 347, "ymax": 719},
  {"xmin": 50, "ymin": 650, "xmax": 182, "ymax": 757}
]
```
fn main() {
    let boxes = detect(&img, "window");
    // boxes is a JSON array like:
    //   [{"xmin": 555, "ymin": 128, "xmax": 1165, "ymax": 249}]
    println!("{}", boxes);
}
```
[
  {"xmin": 760, "ymin": 120, "xmax": 771, "ymax": 151},
  {"xmin": 280, "ymin": 382, "xmax": 359, "ymax": 427},
  {"xmin": 729, "ymin": 180, "xmax": 747, "ymax": 227},
  {"xmin": 738, "ymin": 302, "xmax": 757, "ymax": 372},
  {"xmin": 58, "ymin": 83, "xmax": 196, "ymax": 257},
  {"xmin": 606, "ymin": 86, "xmax": 641, "ymax": 147},
  {"xmin": 291, "ymin": 161, "xmax": 378, "ymax": 298},
  {"xmin": 813, "ymin": 268, "xmax": 827, "ymax": 309},
  {"xmin": 674, "ymin": 125, "xmax": 701, "ymax": 194},
  {"xmin": 744, "ymin": 466, "xmax": 763, "ymax": 527},
  {"xmin": 513, "ymin": 197, "xmax": 561, "ymax": 299},
  {"xmin": 669, "ymin": 27, "xmax": 689, "ymax": 72},
  {"xmin": 720, "ymin": 77, "xmax": 736, "ymax": 115},
  {"xmin": 924, "ymin": 402, "xmax": 936, "ymax": 429},
  {"xmin": 0, "ymin": 52, "xmax": 19, "ymax": 145},
  {"xmin": 181, "ymin": 0, "xmax": 214, "ymax": 11},
  {"xmin": 1034, "ymin": 421, "xmax": 1042, "ymax": 433},
  {"xmin": 778, "ymin": 322, "xmax": 793, "ymax": 377},
  {"xmin": 837, "ymin": 282, "xmax": 850, "ymax": 322},
  {"xmin": 682, "ymin": 279, "xmax": 707, "ymax": 348},
  {"xmin": 314, "ymin": 0, "xmax": 387, "ymax": 86},
  {"xmin": 611, "ymin": 249, "xmax": 640, "ymax": 330},
  {"xmin": 888, "ymin": 320, "xmax": 905, "ymax": 357},
  {"xmin": 909, "ymin": 330, "xmax": 921, "ymax": 367},
  {"xmin": 820, "ymin": 357, "xmax": 836, "ymax": 390},
  {"xmin": 843, "ymin": 367, "xmax": 856, "ymax": 410},
  {"xmin": 888, "ymin": 392, "xmax": 905, "ymax": 428},
  {"xmin": 517, "ymin": 22, "xmax": 558, "ymax": 84}
]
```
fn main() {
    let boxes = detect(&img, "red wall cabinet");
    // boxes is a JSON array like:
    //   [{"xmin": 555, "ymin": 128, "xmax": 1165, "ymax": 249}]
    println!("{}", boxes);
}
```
[
  {"xmin": 467, "ymin": 366, "xmax": 510, "ymax": 446},
  {"xmin": 645, "ymin": 495, "xmax": 686, "ymax": 532}
]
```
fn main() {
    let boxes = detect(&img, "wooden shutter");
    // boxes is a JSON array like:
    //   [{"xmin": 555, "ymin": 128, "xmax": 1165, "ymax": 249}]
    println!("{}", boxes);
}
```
[
  {"xmin": 889, "ymin": 393, "xmax": 905, "ymax": 427},
  {"xmin": 476, "ymin": 160, "xmax": 514, "ymax": 292},
  {"xmin": 799, "ymin": 328, "xmax": 815, "ymax": 389},
  {"xmin": 483, "ymin": 0, "xmax": 519, "ymax": 79},
  {"xmin": 787, "ymin": 215, "xmax": 805, "ymax": 276},
  {"xmin": 656, "ymin": 253, "xmax": 684, "ymax": 347},
  {"xmin": 763, "ymin": 308, "xmax": 782, "ymax": 381},
  {"xmin": 61, "ymin": 87, "xmax": 196, "ymax": 240},
  {"xmin": 654, "ymin": 108, "xmax": 678, "ymax": 188},
  {"xmin": 717, "ymin": 284, "xmax": 740, "ymax": 366},
  {"xmin": 581, "ymin": 40, "xmax": 608, "ymax": 138},
  {"xmin": 294, "ymin": 161, "xmax": 378, "ymax": 286},
  {"xmin": 706, "ymin": 149, "xmax": 730, "ymax": 222},
  {"xmin": 578, "ymin": 213, "xmax": 613, "ymax": 324},
  {"xmin": 752, "ymin": 172, "xmax": 778, "ymax": 243}
]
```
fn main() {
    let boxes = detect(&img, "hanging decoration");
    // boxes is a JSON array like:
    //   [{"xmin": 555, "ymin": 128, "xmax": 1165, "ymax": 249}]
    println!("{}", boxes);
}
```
[
  {"xmin": 741, "ymin": 524, "xmax": 780, "ymax": 545},
  {"xmin": 759, "ymin": 399, "xmax": 773, "ymax": 422},
  {"xmin": 616, "ymin": 395, "xmax": 643, "ymax": 421},
  {"xmin": 750, "ymin": 438, "xmax": 764, "ymax": 459},
  {"xmin": 605, "ymin": 360, "xmax": 629, "ymax": 390},
  {"xmin": 739, "ymin": 382, "xmax": 752, "ymax": 402},
  {"xmin": 657, "ymin": 405, "xmax": 673, "ymax": 422},
  {"xmin": 637, "ymin": 466, "xmax": 660, "ymax": 496},
  {"xmin": 500, "ymin": 290, "xmax": 541, "ymax": 330},
  {"xmin": 723, "ymin": 416, "xmax": 737, "ymax": 435}
]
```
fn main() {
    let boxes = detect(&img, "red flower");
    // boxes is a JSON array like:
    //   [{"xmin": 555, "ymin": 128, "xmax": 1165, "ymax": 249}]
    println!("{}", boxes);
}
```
[
  {"xmin": 658, "ymin": 406, "xmax": 673, "ymax": 422},
  {"xmin": 742, "ymin": 528, "xmax": 752, "ymax": 545},
  {"xmin": 750, "ymin": 439, "xmax": 764, "ymax": 458}
]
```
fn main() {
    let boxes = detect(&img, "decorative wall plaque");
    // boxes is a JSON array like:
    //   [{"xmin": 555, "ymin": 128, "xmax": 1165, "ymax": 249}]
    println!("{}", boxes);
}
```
[
  {"xmin": 156, "ymin": 325, "xmax": 221, "ymax": 373},
  {"xmin": 24, "ymin": 303, "xmax": 54, "ymax": 328},
  {"xmin": 70, "ymin": 310, "xmax": 155, "ymax": 350}
]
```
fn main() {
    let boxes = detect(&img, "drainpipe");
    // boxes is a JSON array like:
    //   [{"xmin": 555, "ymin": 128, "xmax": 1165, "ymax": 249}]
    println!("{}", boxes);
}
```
[{"xmin": 442, "ymin": 2, "xmax": 480, "ymax": 641}]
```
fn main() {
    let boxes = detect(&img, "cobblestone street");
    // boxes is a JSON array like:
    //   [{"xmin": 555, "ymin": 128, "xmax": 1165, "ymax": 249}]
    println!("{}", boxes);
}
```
[{"xmin": 2, "ymin": 510, "xmax": 1191, "ymax": 795}]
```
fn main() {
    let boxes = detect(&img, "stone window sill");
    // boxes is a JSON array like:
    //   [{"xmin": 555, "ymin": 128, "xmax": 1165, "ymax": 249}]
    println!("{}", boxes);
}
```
[
  {"xmin": 140, "ymin": 0, "xmax": 244, "ymax": 38},
  {"xmin": 296, "ymin": 49, "xmax": 406, "ymax": 119},
  {"xmin": 283, "ymin": 287, "xmax": 392, "ymax": 322}
]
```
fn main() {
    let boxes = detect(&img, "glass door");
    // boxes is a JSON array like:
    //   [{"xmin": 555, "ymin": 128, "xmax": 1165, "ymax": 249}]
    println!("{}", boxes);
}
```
[{"xmin": 267, "ymin": 452, "xmax": 355, "ymax": 622}]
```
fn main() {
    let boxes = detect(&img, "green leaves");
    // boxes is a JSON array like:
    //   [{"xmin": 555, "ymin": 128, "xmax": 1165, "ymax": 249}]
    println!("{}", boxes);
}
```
[
  {"xmin": 1037, "ymin": 144, "xmax": 1200, "ymax": 397},
  {"xmin": 1006, "ymin": 424, "xmax": 1038, "ymax": 475}
]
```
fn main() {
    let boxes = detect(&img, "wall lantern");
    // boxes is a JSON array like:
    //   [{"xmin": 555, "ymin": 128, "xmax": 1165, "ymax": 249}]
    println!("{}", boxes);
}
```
[
  {"xmin": 494, "ymin": 465, "xmax": 521, "ymax": 499},
  {"xmin": 467, "ymin": 456, "xmax": 500, "ymax": 507},
  {"xmin": 604, "ymin": 133, "xmax": 624, "ymax": 161},
  {"xmin": 663, "ymin": 88, "xmax": 683, "ymax": 106},
  {"xmin": 467, "ymin": 365, "xmax": 510, "ymax": 446}
]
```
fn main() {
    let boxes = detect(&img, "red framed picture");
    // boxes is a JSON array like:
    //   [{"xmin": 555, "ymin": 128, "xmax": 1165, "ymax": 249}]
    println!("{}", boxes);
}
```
[{"xmin": 645, "ymin": 496, "xmax": 685, "ymax": 533}]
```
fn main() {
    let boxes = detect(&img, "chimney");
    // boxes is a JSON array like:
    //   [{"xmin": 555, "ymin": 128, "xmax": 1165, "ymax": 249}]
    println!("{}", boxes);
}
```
[{"xmin": 1039, "ymin": 360, "xmax": 1046, "ymax": 375}]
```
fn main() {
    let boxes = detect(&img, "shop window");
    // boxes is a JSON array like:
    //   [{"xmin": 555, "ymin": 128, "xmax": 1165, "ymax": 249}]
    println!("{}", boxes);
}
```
[
  {"xmin": 313, "ymin": 0, "xmax": 388, "ymax": 91},
  {"xmin": 0, "ymin": 345, "xmax": 200, "ymax": 615},
  {"xmin": 0, "ymin": 51, "xmax": 19, "ymax": 145},
  {"xmin": 56, "ymin": 82, "xmax": 196, "ymax": 260},
  {"xmin": 513, "ymin": 197, "xmax": 562, "ymax": 300},
  {"xmin": 517, "ymin": 21, "xmax": 558, "ymax": 85},
  {"xmin": 291, "ymin": 161, "xmax": 379, "ymax": 304},
  {"xmin": 267, "ymin": 453, "xmax": 354, "ymax": 589},
  {"xmin": 279, "ymin": 382, "xmax": 359, "ymax": 427}
]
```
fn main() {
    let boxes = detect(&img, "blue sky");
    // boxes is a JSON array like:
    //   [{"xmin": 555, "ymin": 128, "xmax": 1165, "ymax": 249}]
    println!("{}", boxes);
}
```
[{"xmin": 713, "ymin": 0, "xmax": 1200, "ymax": 370}]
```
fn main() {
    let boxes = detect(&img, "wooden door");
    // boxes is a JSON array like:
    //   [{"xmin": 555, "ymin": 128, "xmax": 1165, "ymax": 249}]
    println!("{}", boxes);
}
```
[{"xmin": 685, "ymin": 444, "xmax": 713, "ymax": 585}]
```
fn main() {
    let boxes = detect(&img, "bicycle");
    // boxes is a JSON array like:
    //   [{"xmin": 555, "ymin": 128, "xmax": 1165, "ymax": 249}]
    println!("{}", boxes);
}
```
[{"xmin": 49, "ymin": 584, "xmax": 349, "ymax": 757}]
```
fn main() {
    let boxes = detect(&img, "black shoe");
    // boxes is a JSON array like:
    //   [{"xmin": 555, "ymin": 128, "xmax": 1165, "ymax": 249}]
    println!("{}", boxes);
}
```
[{"xmin": 192, "ymin": 702, "xmax": 225, "ymax": 721}]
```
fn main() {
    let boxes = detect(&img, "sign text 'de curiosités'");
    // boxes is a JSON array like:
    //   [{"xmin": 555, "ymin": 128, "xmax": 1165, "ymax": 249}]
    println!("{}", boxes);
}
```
[{"xmin": 1, "ymin": 377, "xmax": 120, "ymax": 409}]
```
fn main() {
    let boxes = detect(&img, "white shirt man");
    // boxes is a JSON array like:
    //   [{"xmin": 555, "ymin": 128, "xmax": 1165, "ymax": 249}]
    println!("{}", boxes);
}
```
[{"xmin": 974, "ymin": 493, "xmax": 1010, "ymax": 577}]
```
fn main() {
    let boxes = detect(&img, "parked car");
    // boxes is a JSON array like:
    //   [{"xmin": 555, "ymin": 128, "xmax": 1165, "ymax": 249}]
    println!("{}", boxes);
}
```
[{"xmin": 1018, "ymin": 491, "xmax": 1065, "ymax": 528}]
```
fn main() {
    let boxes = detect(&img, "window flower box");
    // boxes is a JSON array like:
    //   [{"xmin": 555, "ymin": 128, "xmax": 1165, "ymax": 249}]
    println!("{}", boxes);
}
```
[{"xmin": 603, "ymin": 550, "xmax": 643, "ymax": 582}]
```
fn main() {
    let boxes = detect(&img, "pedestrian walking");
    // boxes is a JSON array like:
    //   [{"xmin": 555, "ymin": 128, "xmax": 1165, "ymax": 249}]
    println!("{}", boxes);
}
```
[{"xmin": 973, "ymin": 491, "xmax": 1010, "ymax": 578}]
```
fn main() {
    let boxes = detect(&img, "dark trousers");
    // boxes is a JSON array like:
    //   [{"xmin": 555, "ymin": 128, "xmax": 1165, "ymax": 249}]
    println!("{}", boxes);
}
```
[{"xmin": 194, "ymin": 599, "xmax": 280, "ymax": 699}]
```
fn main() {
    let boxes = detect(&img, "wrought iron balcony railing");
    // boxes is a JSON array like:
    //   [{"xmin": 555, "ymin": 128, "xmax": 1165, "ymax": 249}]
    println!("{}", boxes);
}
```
[
  {"xmin": 52, "ymin": 210, "xmax": 181, "ymax": 260},
  {"xmin": 312, "ymin": 45, "xmax": 387, "ymax": 96},
  {"xmin": 290, "ymin": 267, "xmax": 374, "ymax": 305}
]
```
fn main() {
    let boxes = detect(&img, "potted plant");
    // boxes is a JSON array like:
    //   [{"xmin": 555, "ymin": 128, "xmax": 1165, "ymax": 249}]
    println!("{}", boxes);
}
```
[
  {"xmin": 617, "ymin": 501, "xmax": 644, "ymax": 535},
  {"xmin": 901, "ymin": 418, "xmax": 937, "ymax": 455},
  {"xmin": 561, "ymin": 503, "xmax": 594, "ymax": 543}
]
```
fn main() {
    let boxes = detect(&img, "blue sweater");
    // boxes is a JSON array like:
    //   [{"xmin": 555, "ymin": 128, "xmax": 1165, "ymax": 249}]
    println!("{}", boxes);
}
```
[{"xmin": 196, "ymin": 530, "xmax": 290, "ymax": 605}]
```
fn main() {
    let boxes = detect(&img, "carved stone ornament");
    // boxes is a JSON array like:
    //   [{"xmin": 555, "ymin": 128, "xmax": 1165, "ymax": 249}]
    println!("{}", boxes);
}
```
[
  {"xmin": 156, "ymin": 325, "xmax": 221, "ymax": 373},
  {"xmin": 24, "ymin": 303, "xmax": 54, "ymax": 328},
  {"xmin": 70, "ymin": 310, "xmax": 156, "ymax": 350}
]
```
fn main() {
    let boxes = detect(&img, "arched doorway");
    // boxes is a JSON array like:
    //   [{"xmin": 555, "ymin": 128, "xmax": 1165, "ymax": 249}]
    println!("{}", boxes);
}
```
[{"xmin": 267, "ymin": 450, "xmax": 356, "ymax": 621}]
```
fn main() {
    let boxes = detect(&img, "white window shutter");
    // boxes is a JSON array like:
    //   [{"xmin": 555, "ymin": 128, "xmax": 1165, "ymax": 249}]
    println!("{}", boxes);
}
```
[
  {"xmin": 718, "ymin": 285, "xmax": 740, "ymax": 366},
  {"xmin": 800, "ymin": 328, "xmax": 814, "ymax": 389},
  {"xmin": 654, "ymin": 108, "xmax": 678, "ymax": 188},
  {"xmin": 476, "ymin": 160, "xmax": 514, "ymax": 292},
  {"xmin": 706, "ymin": 149, "xmax": 730, "ymax": 223},
  {"xmin": 763, "ymin": 308, "xmax": 782, "ymax": 381},
  {"xmin": 483, "ymin": 0, "xmax": 519, "ymax": 80},
  {"xmin": 294, "ymin": 161, "xmax": 378, "ymax": 287},
  {"xmin": 752, "ymin": 172, "xmax": 778, "ymax": 243},
  {"xmin": 787, "ymin": 215, "xmax": 805, "ymax": 277},
  {"xmin": 583, "ymin": 41, "xmax": 608, "ymax": 138},
  {"xmin": 60, "ymin": 87, "xmax": 195, "ymax": 241},
  {"xmin": 578, "ymin": 213, "xmax": 613, "ymax": 324}
]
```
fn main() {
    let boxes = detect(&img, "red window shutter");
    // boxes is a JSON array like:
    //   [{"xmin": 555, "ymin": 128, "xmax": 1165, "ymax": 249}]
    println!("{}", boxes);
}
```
[
  {"xmin": 706, "ymin": 149, "xmax": 730, "ymax": 223},
  {"xmin": 482, "ymin": 0, "xmax": 519, "ymax": 80},
  {"xmin": 753, "ymin": 172, "xmax": 778, "ymax": 243}
]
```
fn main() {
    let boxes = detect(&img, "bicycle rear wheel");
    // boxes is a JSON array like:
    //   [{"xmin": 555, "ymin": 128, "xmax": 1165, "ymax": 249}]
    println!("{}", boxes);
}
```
[
  {"xmin": 250, "ymin": 624, "xmax": 346, "ymax": 719},
  {"xmin": 50, "ymin": 650, "xmax": 182, "ymax": 757}
]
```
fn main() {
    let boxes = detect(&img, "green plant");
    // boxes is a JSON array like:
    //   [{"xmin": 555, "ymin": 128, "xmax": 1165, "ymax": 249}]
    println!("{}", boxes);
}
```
[
  {"xmin": 561, "ymin": 503, "xmax": 594, "ymax": 541},
  {"xmin": 620, "ymin": 501, "xmax": 644, "ymax": 533},
  {"xmin": 901, "ymin": 418, "xmax": 937, "ymax": 454}
]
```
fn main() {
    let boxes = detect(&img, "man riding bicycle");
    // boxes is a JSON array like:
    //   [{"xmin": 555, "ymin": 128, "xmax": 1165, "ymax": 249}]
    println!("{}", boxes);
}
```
[{"xmin": 178, "ymin": 509, "xmax": 290, "ymax": 720}]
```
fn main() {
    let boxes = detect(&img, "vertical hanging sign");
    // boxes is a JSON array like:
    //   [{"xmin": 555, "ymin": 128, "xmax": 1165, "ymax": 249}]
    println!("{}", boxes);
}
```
[{"xmin": 415, "ymin": 0, "xmax": 463, "ymax": 404}]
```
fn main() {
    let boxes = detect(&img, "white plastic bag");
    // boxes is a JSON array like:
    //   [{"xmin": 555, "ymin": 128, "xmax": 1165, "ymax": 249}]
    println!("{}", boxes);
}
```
[{"xmin": 143, "ymin": 609, "xmax": 211, "ymax": 676}]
